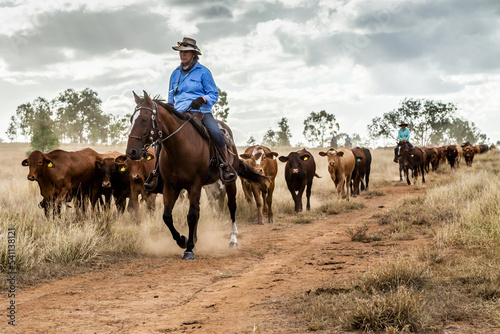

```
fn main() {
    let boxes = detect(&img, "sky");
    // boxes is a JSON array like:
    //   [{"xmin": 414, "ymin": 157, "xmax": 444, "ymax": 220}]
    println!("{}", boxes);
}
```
[{"xmin": 1, "ymin": 0, "xmax": 499, "ymax": 146}]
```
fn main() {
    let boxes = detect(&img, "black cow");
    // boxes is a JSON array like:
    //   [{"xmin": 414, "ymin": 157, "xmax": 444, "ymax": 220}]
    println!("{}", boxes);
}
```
[{"xmin": 278, "ymin": 149, "xmax": 319, "ymax": 212}]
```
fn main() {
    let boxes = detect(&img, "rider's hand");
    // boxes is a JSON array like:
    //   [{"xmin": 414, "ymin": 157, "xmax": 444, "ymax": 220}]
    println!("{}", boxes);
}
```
[
  {"xmin": 402, "ymin": 139, "xmax": 407, "ymax": 142},
  {"xmin": 189, "ymin": 97, "xmax": 205, "ymax": 110}
]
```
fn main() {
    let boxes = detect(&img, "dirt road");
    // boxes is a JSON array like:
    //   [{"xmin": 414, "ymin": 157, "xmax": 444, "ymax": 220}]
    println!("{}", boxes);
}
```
[{"xmin": 5, "ymin": 183, "xmax": 422, "ymax": 333}]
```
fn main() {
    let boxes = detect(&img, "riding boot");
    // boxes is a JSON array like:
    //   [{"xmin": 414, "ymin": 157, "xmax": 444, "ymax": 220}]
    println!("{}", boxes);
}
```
[
  {"xmin": 393, "ymin": 154, "xmax": 398, "ymax": 163},
  {"xmin": 215, "ymin": 145, "xmax": 237, "ymax": 184}
]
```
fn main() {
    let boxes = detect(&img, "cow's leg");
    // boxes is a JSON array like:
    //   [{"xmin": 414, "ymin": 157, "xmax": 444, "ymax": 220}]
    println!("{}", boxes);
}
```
[
  {"xmin": 266, "ymin": 182, "xmax": 275, "ymax": 223},
  {"xmin": 241, "ymin": 179, "xmax": 252, "ymax": 203},
  {"xmin": 225, "ymin": 181, "xmax": 238, "ymax": 249},
  {"xmin": 145, "ymin": 193, "xmax": 156, "ymax": 213},
  {"xmin": 162, "ymin": 186, "xmax": 185, "ymax": 250},
  {"xmin": 115, "ymin": 195, "xmax": 126, "ymax": 213},
  {"xmin": 421, "ymin": 164, "xmax": 426, "ymax": 184},
  {"xmin": 252, "ymin": 185, "xmax": 264, "ymax": 225},
  {"xmin": 346, "ymin": 176, "xmax": 351, "ymax": 201},
  {"xmin": 305, "ymin": 182, "xmax": 312, "ymax": 211}
]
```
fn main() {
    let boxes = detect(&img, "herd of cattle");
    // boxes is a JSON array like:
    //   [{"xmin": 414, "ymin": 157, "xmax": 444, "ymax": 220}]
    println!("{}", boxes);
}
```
[
  {"xmin": 396, "ymin": 142, "xmax": 493, "ymax": 185},
  {"xmin": 21, "ymin": 142, "xmax": 493, "ymax": 220}
]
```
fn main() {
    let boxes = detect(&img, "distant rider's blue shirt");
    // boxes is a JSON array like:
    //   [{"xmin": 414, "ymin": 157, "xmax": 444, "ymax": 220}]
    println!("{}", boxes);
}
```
[
  {"xmin": 168, "ymin": 61, "xmax": 219, "ymax": 114},
  {"xmin": 398, "ymin": 128, "xmax": 410, "ymax": 141}
]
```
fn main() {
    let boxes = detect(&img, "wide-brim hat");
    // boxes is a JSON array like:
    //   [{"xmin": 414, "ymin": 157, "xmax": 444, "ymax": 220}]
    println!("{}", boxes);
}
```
[
  {"xmin": 172, "ymin": 37, "xmax": 202, "ymax": 55},
  {"xmin": 399, "ymin": 121, "xmax": 408, "ymax": 127}
]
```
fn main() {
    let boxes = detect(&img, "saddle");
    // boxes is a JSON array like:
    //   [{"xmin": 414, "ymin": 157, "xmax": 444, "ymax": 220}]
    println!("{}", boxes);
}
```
[{"xmin": 143, "ymin": 112, "xmax": 236, "ymax": 193}]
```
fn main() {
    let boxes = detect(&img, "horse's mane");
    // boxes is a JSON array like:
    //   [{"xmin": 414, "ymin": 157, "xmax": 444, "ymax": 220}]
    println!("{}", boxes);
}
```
[{"xmin": 137, "ymin": 94, "xmax": 190, "ymax": 121}]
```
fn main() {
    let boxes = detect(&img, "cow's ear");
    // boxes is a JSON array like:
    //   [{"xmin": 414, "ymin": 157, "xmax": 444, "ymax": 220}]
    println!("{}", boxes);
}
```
[
  {"xmin": 266, "ymin": 152, "xmax": 278, "ymax": 159},
  {"xmin": 115, "ymin": 155, "xmax": 128, "ymax": 163},
  {"xmin": 301, "ymin": 154, "xmax": 310, "ymax": 161},
  {"xmin": 95, "ymin": 161, "xmax": 104, "ymax": 170},
  {"xmin": 145, "ymin": 153, "xmax": 154, "ymax": 161},
  {"xmin": 319, "ymin": 151, "xmax": 327, "ymax": 157},
  {"xmin": 240, "ymin": 154, "xmax": 252, "ymax": 160},
  {"xmin": 278, "ymin": 156, "xmax": 288, "ymax": 163},
  {"xmin": 337, "ymin": 152, "xmax": 344, "ymax": 157},
  {"xmin": 22, "ymin": 159, "xmax": 29, "ymax": 166}
]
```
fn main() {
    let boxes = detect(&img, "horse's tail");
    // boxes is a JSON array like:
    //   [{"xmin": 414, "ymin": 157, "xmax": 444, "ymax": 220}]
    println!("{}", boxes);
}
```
[{"xmin": 237, "ymin": 159, "xmax": 270, "ymax": 186}]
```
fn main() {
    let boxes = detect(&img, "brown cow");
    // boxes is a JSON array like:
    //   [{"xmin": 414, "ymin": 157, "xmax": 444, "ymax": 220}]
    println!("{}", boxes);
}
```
[
  {"xmin": 240, "ymin": 145, "xmax": 278, "ymax": 224},
  {"xmin": 95, "ymin": 156, "xmax": 131, "ymax": 213},
  {"xmin": 319, "ymin": 147, "xmax": 355, "ymax": 200},
  {"xmin": 94, "ymin": 151, "xmax": 122, "ymax": 210},
  {"xmin": 446, "ymin": 145, "xmax": 461, "ymax": 169},
  {"xmin": 350, "ymin": 147, "xmax": 366, "ymax": 197},
  {"xmin": 115, "ymin": 148, "xmax": 157, "ymax": 215},
  {"xmin": 22, "ymin": 148, "xmax": 102, "ymax": 217},
  {"xmin": 422, "ymin": 147, "xmax": 439, "ymax": 172},
  {"xmin": 279, "ymin": 149, "xmax": 319, "ymax": 212},
  {"xmin": 462, "ymin": 144, "xmax": 475, "ymax": 167}
]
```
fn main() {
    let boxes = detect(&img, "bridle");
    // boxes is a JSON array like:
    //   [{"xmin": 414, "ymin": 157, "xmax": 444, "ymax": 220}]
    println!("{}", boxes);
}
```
[{"xmin": 128, "ymin": 102, "xmax": 192, "ymax": 148}]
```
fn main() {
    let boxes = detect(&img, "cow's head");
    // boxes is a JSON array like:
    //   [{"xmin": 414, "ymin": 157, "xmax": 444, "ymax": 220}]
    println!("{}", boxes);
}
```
[
  {"xmin": 21, "ymin": 150, "xmax": 55, "ymax": 181},
  {"xmin": 319, "ymin": 148, "xmax": 344, "ymax": 168},
  {"xmin": 240, "ymin": 147, "xmax": 277, "ymax": 175},
  {"xmin": 125, "ymin": 152, "xmax": 154, "ymax": 182},
  {"xmin": 279, "ymin": 151, "xmax": 310, "ymax": 174},
  {"xmin": 96, "ymin": 158, "xmax": 119, "ymax": 188}
]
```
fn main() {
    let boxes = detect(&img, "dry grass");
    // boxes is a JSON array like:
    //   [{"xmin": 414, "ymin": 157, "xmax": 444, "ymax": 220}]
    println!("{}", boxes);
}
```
[{"xmin": 291, "ymin": 149, "xmax": 500, "ymax": 332}]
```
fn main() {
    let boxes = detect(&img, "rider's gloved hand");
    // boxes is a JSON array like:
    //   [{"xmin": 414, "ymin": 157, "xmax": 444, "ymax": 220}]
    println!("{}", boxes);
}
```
[{"xmin": 189, "ymin": 97, "xmax": 205, "ymax": 110}]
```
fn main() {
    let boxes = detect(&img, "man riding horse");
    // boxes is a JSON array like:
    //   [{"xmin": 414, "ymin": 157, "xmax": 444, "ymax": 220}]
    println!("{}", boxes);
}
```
[
  {"xmin": 168, "ymin": 37, "xmax": 235, "ymax": 183},
  {"xmin": 394, "ymin": 121, "xmax": 413, "ymax": 163}
]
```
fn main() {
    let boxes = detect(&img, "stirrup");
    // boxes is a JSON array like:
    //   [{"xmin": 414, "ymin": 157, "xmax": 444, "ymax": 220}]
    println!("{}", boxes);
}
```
[{"xmin": 219, "ymin": 164, "xmax": 237, "ymax": 184}]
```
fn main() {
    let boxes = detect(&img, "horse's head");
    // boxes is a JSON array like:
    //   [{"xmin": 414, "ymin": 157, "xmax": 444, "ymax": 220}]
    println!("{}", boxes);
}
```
[{"xmin": 126, "ymin": 91, "xmax": 157, "ymax": 160}]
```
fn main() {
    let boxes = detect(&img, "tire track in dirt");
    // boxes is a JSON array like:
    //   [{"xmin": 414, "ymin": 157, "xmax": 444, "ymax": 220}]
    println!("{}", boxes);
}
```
[{"xmin": 5, "ymin": 182, "xmax": 423, "ymax": 333}]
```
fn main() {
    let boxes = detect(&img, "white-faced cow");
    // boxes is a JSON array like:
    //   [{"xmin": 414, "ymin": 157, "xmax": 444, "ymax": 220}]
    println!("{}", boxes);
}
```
[{"xmin": 239, "ymin": 145, "xmax": 278, "ymax": 224}]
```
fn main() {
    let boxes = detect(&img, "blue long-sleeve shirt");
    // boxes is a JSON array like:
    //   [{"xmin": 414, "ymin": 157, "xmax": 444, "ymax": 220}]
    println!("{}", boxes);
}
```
[
  {"xmin": 168, "ymin": 62, "xmax": 219, "ymax": 113},
  {"xmin": 398, "ymin": 128, "xmax": 410, "ymax": 141}
]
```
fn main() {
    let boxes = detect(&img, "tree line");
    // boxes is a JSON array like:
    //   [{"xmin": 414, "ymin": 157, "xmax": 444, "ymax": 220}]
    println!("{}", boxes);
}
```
[
  {"xmin": 6, "ymin": 87, "xmax": 231, "ymax": 153},
  {"xmin": 6, "ymin": 88, "xmax": 489, "ymax": 151}
]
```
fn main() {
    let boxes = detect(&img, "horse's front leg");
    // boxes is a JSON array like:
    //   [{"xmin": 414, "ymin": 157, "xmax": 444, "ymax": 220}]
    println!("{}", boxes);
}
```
[
  {"xmin": 183, "ymin": 187, "xmax": 202, "ymax": 260},
  {"xmin": 162, "ymin": 187, "xmax": 186, "ymax": 249},
  {"xmin": 225, "ymin": 181, "xmax": 238, "ymax": 249}
]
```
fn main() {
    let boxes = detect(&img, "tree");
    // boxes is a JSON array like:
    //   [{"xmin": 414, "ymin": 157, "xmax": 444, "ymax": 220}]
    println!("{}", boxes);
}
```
[
  {"xmin": 247, "ymin": 136, "xmax": 257, "ymax": 146},
  {"xmin": 213, "ymin": 87, "xmax": 229, "ymax": 122},
  {"xmin": 277, "ymin": 117, "xmax": 292, "ymax": 146},
  {"xmin": 368, "ymin": 98, "xmax": 456, "ymax": 146},
  {"xmin": 446, "ymin": 117, "xmax": 487, "ymax": 144},
  {"xmin": 262, "ymin": 128, "xmax": 279, "ymax": 147},
  {"xmin": 53, "ymin": 88, "xmax": 109, "ymax": 143},
  {"xmin": 303, "ymin": 110, "xmax": 339, "ymax": 147},
  {"xmin": 108, "ymin": 114, "xmax": 131, "ymax": 145},
  {"xmin": 6, "ymin": 116, "xmax": 18, "ymax": 141},
  {"xmin": 29, "ymin": 99, "xmax": 59, "ymax": 152}
]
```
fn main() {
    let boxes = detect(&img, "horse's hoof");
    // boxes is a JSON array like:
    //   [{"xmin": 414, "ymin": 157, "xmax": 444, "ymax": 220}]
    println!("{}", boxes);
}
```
[
  {"xmin": 229, "ymin": 242, "xmax": 239, "ymax": 250},
  {"xmin": 182, "ymin": 251, "xmax": 194, "ymax": 260},
  {"xmin": 258, "ymin": 220, "xmax": 264, "ymax": 225},
  {"xmin": 177, "ymin": 236, "xmax": 188, "ymax": 249}
]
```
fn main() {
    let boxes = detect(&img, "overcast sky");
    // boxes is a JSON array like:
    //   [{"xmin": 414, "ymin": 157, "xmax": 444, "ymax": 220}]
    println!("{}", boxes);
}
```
[{"xmin": 1, "ymin": 0, "xmax": 499, "ymax": 146}]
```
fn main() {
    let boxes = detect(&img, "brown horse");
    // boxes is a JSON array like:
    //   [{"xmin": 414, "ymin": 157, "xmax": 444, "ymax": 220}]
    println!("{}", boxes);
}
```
[{"xmin": 126, "ymin": 91, "xmax": 267, "ymax": 260}]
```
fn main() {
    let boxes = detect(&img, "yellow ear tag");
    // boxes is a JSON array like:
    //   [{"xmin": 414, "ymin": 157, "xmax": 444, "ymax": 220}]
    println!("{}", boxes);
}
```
[
  {"xmin": 48, "ymin": 162, "xmax": 54, "ymax": 168},
  {"xmin": 411, "ymin": 154, "xmax": 414, "ymax": 157},
  {"xmin": 147, "ymin": 155, "xmax": 152, "ymax": 161},
  {"xmin": 303, "ymin": 157, "xmax": 308, "ymax": 161},
  {"xmin": 120, "ymin": 167, "xmax": 126, "ymax": 172}
]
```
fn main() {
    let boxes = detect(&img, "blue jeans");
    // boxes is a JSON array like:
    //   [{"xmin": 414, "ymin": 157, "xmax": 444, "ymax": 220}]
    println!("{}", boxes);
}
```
[{"xmin": 202, "ymin": 113, "xmax": 226, "ymax": 147}]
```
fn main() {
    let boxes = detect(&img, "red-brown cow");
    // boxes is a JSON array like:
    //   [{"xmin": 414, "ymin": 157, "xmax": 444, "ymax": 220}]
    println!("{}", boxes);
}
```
[
  {"xmin": 239, "ymin": 145, "xmax": 278, "ymax": 224},
  {"xmin": 22, "ymin": 148, "xmax": 102, "ymax": 217},
  {"xmin": 462, "ymin": 144, "xmax": 475, "ymax": 167},
  {"xmin": 95, "ymin": 156, "xmax": 131, "ymax": 213},
  {"xmin": 115, "ymin": 148, "xmax": 157, "ymax": 215},
  {"xmin": 350, "ymin": 147, "xmax": 366, "ymax": 197},
  {"xmin": 279, "ymin": 149, "xmax": 319, "ymax": 212},
  {"xmin": 319, "ymin": 147, "xmax": 355, "ymax": 200},
  {"xmin": 446, "ymin": 145, "xmax": 461, "ymax": 169}
]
